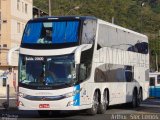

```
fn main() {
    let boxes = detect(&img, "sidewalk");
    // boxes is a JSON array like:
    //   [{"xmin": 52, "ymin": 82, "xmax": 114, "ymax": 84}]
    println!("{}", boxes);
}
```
[
  {"xmin": 141, "ymin": 98, "xmax": 160, "ymax": 106},
  {"xmin": 0, "ymin": 97, "xmax": 17, "ymax": 110},
  {"xmin": 0, "ymin": 87, "xmax": 16, "ymax": 109}
]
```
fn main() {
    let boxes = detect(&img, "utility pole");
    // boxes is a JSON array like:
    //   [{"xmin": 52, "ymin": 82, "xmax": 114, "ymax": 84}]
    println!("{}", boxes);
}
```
[
  {"xmin": 112, "ymin": 17, "xmax": 114, "ymax": 24},
  {"xmin": 49, "ymin": 0, "xmax": 52, "ymax": 16},
  {"xmin": 140, "ymin": 2, "xmax": 145, "ymax": 33},
  {"xmin": 156, "ymin": 52, "xmax": 159, "ymax": 72}
]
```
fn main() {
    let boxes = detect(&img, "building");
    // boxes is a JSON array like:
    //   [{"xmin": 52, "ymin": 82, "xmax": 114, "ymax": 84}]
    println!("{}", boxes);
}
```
[
  {"xmin": 33, "ymin": 6, "xmax": 48, "ymax": 18},
  {"xmin": 0, "ymin": 0, "xmax": 33, "ymax": 97}
]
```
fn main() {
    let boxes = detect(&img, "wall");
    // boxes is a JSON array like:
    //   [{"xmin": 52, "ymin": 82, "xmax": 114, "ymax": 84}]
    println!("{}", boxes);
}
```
[{"xmin": 0, "ymin": 0, "xmax": 33, "ymax": 97}]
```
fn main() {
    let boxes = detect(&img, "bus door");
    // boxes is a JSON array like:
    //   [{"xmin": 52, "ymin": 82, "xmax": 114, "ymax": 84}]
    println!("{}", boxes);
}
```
[{"xmin": 125, "ymin": 66, "xmax": 134, "ymax": 102}]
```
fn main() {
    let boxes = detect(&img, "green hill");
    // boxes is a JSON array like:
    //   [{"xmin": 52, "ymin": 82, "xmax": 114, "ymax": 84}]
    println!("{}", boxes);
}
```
[{"xmin": 33, "ymin": 0, "xmax": 160, "ymax": 36}]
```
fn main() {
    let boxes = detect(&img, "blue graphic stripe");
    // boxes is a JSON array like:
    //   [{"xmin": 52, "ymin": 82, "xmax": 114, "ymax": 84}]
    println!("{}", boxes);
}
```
[
  {"xmin": 73, "ymin": 85, "xmax": 80, "ymax": 106},
  {"xmin": 149, "ymin": 86, "xmax": 160, "ymax": 97}
]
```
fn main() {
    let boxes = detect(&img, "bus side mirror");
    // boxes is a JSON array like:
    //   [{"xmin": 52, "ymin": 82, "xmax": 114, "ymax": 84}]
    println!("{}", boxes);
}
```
[
  {"xmin": 74, "ymin": 46, "xmax": 81, "ymax": 64},
  {"xmin": 74, "ymin": 45, "xmax": 83, "ymax": 64}
]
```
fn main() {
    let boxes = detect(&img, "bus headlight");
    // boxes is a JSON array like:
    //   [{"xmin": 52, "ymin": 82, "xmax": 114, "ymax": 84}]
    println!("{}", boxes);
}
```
[
  {"xmin": 18, "ymin": 92, "xmax": 27, "ymax": 98},
  {"xmin": 64, "ymin": 89, "xmax": 82, "ymax": 98}
]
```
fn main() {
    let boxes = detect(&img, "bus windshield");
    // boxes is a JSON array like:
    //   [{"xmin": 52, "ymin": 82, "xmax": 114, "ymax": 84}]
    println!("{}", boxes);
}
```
[
  {"xmin": 22, "ymin": 20, "xmax": 80, "ymax": 44},
  {"xmin": 19, "ymin": 54, "xmax": 76, "ymax": 89}
]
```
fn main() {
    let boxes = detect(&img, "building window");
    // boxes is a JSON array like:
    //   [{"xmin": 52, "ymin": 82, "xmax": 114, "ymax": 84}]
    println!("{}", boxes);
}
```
[
  {"xmin": 0, "ymin": 12, "xmax": 1, "ymax": 30},
  {"xmin": 3, "ymin": 44, "xmax": 7, "ymax": 47},
  {"xmin": 22, "ymin": 2, "xmax": 24, "ymax": 13},
  {"xmin": 22, "ymin": 24, "xmax": 25, "ymax": 32},
  {"xmin": 3, "ymin": 78, "xmax": 7, "ymax": 87},
  {"xmin": 17, "ymin": 0, "xmax": 20, "ymax": 11},
  {"xmin": 17, "ymin": 22, "xmax": 21, "ymax": 33},
  {"xmin": 25, "ymin": 3, "xmax": 28, "ymax": 13}
]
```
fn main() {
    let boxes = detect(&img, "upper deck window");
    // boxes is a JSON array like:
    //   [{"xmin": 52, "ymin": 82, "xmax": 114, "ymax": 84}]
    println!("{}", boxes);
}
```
[{"xmin": 22, "ymin": 21, "xmax": 80, "ymax": 44}]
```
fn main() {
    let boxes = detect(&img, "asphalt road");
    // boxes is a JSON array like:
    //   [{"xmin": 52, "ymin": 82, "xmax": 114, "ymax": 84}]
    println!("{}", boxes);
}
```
[{"xmin": 0, "ymin": 98, "xmax": 160, "ymax": 120}]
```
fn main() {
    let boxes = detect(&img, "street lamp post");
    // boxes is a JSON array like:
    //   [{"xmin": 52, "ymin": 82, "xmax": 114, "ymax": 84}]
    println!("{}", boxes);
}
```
[
  {"xmin": 140, "ymin": 2, "xmax": 145, "ymax": 33},
  {"xmin": 112, "ymin": 17, "xmax": 114, "ymax": 24},
  {"xmin": 49, "ymin": 0, "xmax": 52, "ymax": 16},
  {"xmin": 65, "ymin": 6, "xmax": 80, "ymax": 15}
]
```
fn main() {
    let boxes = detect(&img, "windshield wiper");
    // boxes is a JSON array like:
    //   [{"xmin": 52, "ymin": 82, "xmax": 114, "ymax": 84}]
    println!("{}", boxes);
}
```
[
  {"xmin": 64, "ymin": 82, "xmax": 74, "ymax": 87},
  {"xmin": 53, "ymin": 81, "xmax": 74, "ymax": 87}
]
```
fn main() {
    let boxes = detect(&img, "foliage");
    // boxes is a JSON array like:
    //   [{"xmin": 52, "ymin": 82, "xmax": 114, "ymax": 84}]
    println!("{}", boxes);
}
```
[
  {"xmin": 33, "ymin": 0, "xmax": 160, "ymax": 70},
  {"xmin": 33, "ymin": 0, "xmax": 160, "ymax": 35}
]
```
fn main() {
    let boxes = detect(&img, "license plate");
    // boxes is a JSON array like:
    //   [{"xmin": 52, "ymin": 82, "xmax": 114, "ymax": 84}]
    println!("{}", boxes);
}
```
[{"xmin": 39, "ymin": 104, "xmax": 50, "ymax": 108}]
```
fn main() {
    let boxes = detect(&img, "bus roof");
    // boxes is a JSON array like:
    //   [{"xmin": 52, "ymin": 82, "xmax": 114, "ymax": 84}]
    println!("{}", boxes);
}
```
[
  {"xmin": 98, "ymin": 19, "xmax": 148, "ymax": 39},
  {"xmin": 30, "ymin": 16, "xmax": 97, "ymax": 22},
  {"xmin": 29, "ymin": 16, "xmax": 147, "ymax": 39}
]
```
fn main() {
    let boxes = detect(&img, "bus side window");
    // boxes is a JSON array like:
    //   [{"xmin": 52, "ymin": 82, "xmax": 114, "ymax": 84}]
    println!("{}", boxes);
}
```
[
  {"xmin": 82, "ymin": 20, "xmax": 96, "ymax": 44},
  {"xmin": 157, "ymin": 75, "xmax": 160, "ymax": 84},
  {"xmin": 79, "ymin": 46, "xmax": 94, "ymax": 82},
  {"xmin": 79, "ymin": 64, "xmax": 87, "ymax": 81},
  {"xmin": 150, "ymin": 77, "xmax": 155, "ymax": 86},
  {"xmin": 135, "ymin": 42, "xmax": 148, "ymax": 54}
]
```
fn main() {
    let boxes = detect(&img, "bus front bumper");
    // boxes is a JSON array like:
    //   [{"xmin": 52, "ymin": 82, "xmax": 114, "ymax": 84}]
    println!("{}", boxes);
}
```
[{"xmin": 17, "ymin": 97, "xmax": 91, "ymax": 110}]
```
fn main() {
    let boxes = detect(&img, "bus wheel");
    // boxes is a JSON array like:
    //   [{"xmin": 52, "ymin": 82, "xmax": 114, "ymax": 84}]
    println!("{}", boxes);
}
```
[
  {"xmin": 52, "ymin": 111, "xmax": 61, "ymax": 116},
  {"xmin": 87, "ymin": 91, "xmax": 99, "ymax": 115},
  {"xmin": 98, "ymin": 90, "xmax": 108, "ymax": 114},
  {"xmin": 38, "ymin": 110, "xmax": 51, "ymax": 117},
  {"xmin": 137, "ymin": 88, "xmax": 143, "ymax": 107},
  {"xmin": 131, "ymin": 89, "xmax": 137, "ymax": 108}
]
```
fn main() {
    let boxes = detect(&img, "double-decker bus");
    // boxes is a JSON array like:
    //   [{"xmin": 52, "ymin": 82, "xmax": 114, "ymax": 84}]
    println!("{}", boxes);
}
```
[{"xmin": 17, "ymin": 16, "xmax": 149, "ymax": 116}]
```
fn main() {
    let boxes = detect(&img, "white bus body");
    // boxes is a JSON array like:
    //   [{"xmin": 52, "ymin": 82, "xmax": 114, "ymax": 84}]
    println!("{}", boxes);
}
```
[{"xmin": 17, "ymin": 16, "xmax": 149, "ymax": 115}]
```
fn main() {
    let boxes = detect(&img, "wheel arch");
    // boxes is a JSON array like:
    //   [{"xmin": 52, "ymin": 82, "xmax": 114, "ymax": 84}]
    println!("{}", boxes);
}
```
[
  {"xmin": 133, "ymin": 86, "xmax": 138, "ymax": 95},
  {"xmin": 95, "ymin": 88, "xmax": 101, "ymax": 104}
]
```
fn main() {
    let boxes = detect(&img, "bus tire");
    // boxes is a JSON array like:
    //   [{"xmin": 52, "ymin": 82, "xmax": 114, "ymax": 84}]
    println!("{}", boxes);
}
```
[
  {"xmin": 137, "ymin": 88, "xmax": 143, "ymax": 107},
  {"xmin": 98, "ymin": 90, "xmax": 108, "ymax": 114},
  {"xmin": 38, "ymin": 110, "xmax": 52, "ymax": 117},
  {"xmin": 87, "ymin": 91, "xmax": 99, "ymax": 115},
  {"xmin": 52, "ymin": 110, "xmax": 61, "ymax": 116},
  {"xmin": 131, "ymin": 89, "xmax": 137, "ymax": 108}
]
